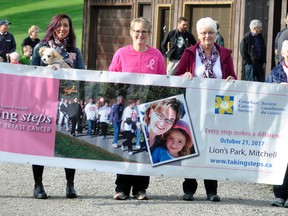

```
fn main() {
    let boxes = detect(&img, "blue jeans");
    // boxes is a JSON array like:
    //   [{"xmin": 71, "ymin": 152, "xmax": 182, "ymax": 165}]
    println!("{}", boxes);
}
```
[
  {"xmin": 87, "ymin": 119, "xmax": 95, "ymax": 136},
  {"xmin": 135, "ymin": 128, "xmax": 140, "ymax": 146},
  {"xmin": 113, "ymin": 121, "xmax": 121, "ymax": 144},
  {"xmin": 245, "ymin": 63, "xmax": 265, "ymax": 82}
]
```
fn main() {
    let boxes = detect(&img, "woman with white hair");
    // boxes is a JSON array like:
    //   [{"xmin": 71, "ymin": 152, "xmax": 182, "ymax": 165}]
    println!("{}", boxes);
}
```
[
  {"xmin": 176, "ymin": 17, "xmax": 237, "ymax": 202},
  {"xmin": 176, "ymin": 17, "xmax": 236, "ymax": 80},
  {"xmin": 266, "ymin": 40, "xmax": 288, "ymax": 208}
]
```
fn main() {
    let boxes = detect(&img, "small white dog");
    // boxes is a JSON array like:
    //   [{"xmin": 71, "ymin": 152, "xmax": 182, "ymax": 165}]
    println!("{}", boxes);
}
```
[{"xmin": 39, "ymin": 47, "xmax": 71, "ymax": 69}]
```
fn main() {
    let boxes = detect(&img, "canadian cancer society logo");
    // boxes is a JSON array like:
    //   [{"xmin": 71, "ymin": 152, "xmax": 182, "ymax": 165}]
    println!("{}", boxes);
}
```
[{"xmin": 215, "ymin": 95, "xmax": 234, "ymax": 115}]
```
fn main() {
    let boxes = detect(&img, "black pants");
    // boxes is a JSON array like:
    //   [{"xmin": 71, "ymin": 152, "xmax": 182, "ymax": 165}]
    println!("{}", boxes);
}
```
[
  {"xmin": 100, "ymin": 122, "xmax": 108, "ymax": 136},
  {"xmin": 115, "ymin": 174, "xmax": 150, "ymax": 196},
  {"xmin": 273, "ymin": 165, "xmax": 288, "ymax": 199},
  {"xmin": 122, "ymin": 131, "xmax": 133, "ymax": 151},
  {"xmin": 32, "ymin": 165, "xmax": 75, "ymax": 183},
  {"xmin": 70, "ymin": 116, "xmax": 79, "ymax": 135},
  {"xmin": 183, "ymin": 178, "xmax": 218, "ymax": 196}
]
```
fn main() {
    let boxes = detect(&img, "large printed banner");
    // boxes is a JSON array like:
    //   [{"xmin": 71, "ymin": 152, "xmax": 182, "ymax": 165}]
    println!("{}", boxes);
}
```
[{"xmin": 0, "ymin": 63, "xmax": 288, "ymax": 185}]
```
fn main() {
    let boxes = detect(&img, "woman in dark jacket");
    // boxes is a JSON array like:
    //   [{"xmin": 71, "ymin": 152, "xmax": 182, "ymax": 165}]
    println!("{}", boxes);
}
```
[
  {"xmin": 267, "ymin": 40, "xmax": 288, "ymax": 208},
  {"xmin": 31, "ymin": 14, "xmax": 85, "ymax": 199}
]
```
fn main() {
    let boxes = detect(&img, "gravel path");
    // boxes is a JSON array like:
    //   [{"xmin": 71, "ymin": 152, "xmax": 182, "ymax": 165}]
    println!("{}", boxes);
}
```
[{"xmin": 0, "ymin": 162, "xmax": 287, "ymax": 216}]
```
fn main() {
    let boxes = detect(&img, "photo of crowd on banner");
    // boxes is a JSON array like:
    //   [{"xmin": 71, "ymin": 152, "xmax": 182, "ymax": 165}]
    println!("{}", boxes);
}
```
[{"xmin": 138, "ymin": 94, "xmax": 198, "ymax": 166}]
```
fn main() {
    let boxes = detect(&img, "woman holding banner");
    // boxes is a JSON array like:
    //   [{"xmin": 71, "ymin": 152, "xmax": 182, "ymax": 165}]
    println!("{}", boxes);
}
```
[
  {"xmin": 176, "ymin": 17, "xmax": 237, "ymax": 202},
  {"xmin": 108, "ymin": 17, "xmax": 166, "ymax": 200},
  {"xmin": 266, "ymin": 40, "xmax": 288, "ymax": 208},
  {"xmin": 31, "ymin": 14, "xmax": 85, "ymax": 199}
]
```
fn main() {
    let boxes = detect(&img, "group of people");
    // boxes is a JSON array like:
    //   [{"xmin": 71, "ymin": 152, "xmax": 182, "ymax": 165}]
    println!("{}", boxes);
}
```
[
  {"xmin": 1, "ymin": 12, "xmax": 287, "ymax": 208},
  {"xmin": 0, "ymin": 20, "xmax": 39, "ymax": 64},
  {"xmin": 58, "ymin": 97, "xmax": 112, "ymax": 140},
  {"xmin": 107, "ymin": 15, "xmax": 288, "ymax": 207}
]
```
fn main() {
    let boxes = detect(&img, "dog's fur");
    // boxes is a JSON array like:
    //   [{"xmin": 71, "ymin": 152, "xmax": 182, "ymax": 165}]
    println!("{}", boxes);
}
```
[{"xmin": 39, "ymin": 47, "xmax": 71, "ymax": 68}]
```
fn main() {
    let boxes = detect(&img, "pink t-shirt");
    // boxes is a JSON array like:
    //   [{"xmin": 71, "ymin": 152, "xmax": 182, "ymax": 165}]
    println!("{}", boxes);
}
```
[{"xmin": 108, "ymin": 45, "xmax": 166, "ymax": 75}]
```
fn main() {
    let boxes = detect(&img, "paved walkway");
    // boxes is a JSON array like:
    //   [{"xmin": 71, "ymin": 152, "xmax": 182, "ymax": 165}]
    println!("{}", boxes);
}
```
[
  {"xmin": 59, "ymin": 128, "xmax": 151, "ymax": 164},
  {"xmin": 0, "ymin": 162, "xmax": 287, "ymax": 216}
]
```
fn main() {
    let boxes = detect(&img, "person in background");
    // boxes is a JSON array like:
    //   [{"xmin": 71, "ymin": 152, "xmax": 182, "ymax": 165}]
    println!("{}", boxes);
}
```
[
  {"xmin": 84, "ymin": 97, "xmax": 98, "ymax": 138},
  {"xmin": 94, "ymin": 99, "xmax": 101, "ymax": 135},
  {"xmin": 31, "ymin": 14, "xmax": 85, "ymax": 199},
  {"xmin": 108, "ymin": 17, "xmax": 166, "ymax": 201},
  {"xmin": 240, "ymin": 19, "xmax": 266, "ymax": 82},
  {"xmin": 8, "ymin": 52, "xmax": 20, "ymax": 64},
  {"xmin": 109, "ymin": 95, "xmax": 124, "ymax": 147},
  {"xmin": 19, "ymin": 45, "xmax": 33, "ymax": 65},
  {"xmin": 266, "ymin": 40, "xmax": 288, "ymax": 208},
  {"xmin": 161, "ymin": 16, "xmax": 197, "ymax": 75},
  {"xmin": 134, "ymin": 98, "xmax": 142, "ymax": 150},
  {"xmin": 67, "ymin": 97, "xmax": 82, "ymax": 137},
  {"xmin": 77, "ymin": 99, "xmax": 85, "ymax": 134},
  {"xmin": 176, "ymin": 17, "xmax": 237, "ymax": 202},
  {"xmin": 98, "ymin": 100, "xmax": 111, "ymax": 140},
  {"xmin": 275, "ymin": 15, "xmax": 288, "ymax": 65},
  {"xmin": 59, "ymin": 98, "xmax": 70, "ymax": 131},
  {"xmin": 214, "ymin": 20, "xmax": 224, "ymax": 47},
  {"xmin": 21, "ymin": 25, "xmax": 40, "ymax": 53},
  {"xmin": 0, "ymin": 19, "xmax": 16, "ymax": 62},
  {"xmin": 120, "ymin": 99, "xmax": 137, "ymax": 155}
]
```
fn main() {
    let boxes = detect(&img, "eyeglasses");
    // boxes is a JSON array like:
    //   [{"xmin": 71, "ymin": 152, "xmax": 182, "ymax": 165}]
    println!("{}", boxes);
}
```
[
  {"xmin": 133, "ymin": 30, "xmax": 149, "ymax": 35},
  {"xmin": 155, "ymin": 112, "xmax": 175, "ymax": 125},
  {"xmin": 199, "ymin": 31, "xmax": 215, "ymax": 36}
]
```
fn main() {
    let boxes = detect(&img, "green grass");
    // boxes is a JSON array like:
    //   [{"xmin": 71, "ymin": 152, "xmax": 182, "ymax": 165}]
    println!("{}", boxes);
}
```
[
  {"xmin": 1, "ymin": 0, "xmax": 84, "ymax": 54},
  {"xmin": 55, "ymin": 132, "xmax": 132, "ymax": 162}
]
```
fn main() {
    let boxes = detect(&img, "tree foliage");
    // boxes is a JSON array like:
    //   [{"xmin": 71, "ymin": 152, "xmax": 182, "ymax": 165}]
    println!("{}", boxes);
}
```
[{"xmin": 59, "ymin": 81, "xmax": 185, "ymax": 105}]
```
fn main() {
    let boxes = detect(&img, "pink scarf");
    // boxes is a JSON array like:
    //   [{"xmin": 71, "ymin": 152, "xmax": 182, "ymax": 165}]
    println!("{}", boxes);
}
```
[{"xmin": 197, "ymin": 44, "xmax": 218, "ymax": 78}]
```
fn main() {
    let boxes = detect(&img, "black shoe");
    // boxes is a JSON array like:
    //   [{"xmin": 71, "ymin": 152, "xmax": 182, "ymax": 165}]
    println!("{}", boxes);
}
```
[
  {"xmin": 33, "ymin": 184, "xmax": 48, "ymax": 199},
  {"xmin": 183, "ymin": 193, "xmax": 194, "ymax": 201},
  {"xmin": 207, "ymin": 193, "xmax": 221, "ymax": 202},
  {"xmin": 66, "ymin": 183, "xmax": 77, "ymax": 198}
]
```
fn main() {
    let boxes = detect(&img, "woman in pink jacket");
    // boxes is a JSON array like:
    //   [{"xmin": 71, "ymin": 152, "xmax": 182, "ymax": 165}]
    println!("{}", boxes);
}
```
[
  {"xmin": 176, "ymin": 17, "xmax": 237, "ymax": 202},
  {"xmin": 108, "ymin": 17, "xmax": 166, "ymax": 201}
]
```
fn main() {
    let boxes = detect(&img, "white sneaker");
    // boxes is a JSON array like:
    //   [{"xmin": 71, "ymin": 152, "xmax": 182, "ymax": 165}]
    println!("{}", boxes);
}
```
[
  {"xmin": 134, "ymin": 191, "xmax": 148, "ymax": 200},
  {"xmin": 128, "ymin": 151, "xmax": 133, "ymax": 155},
  {"xmin": 121, "ymin": 144, "xmax": 127, "ymax": 151},
  {"xmin": 112, "ymin": 143, "xmax": 119, "ymax": 148},
  {"xmin": 114, "ymin": 192, "xmax": 128, "ymax": 200},
  {"xmin": 134, "ymin": 145, "xmax": 141, "ymax": 150}
]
